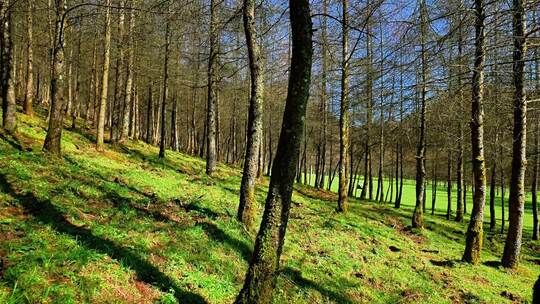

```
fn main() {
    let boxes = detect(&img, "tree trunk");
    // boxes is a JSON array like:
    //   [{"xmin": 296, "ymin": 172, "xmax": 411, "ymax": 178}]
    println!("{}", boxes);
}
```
[
  {"xmin": 463, "ymin": 0, "xmax": 486, "ymax": 265},
  {"xmin": 24, "ymin": 0, "xmax": 34, "ymax": 117},
  {"xmin": 238, "ymin": 0, "xmax": 264, "ymax": 228},
  {"xmin": 206, "ymin": 0, "xmax": 219, "ymax": 176},
  {"xmin": 235, "ymin": 1, "xmax": 312, "ymax": 301},
  {"xmin": 96, "ymin": 0, "xmax": 112, "ymax": 152},
  {"xmin": 502, "ymin": 0, "xmax": 527, "ymax": 269},
  {"xmin": 446, "ymin": 151, "xmax": 452, "ymax": 219},
  {"xmin": 1, "ymin": 0, "xmax": 16, "ymax": 133},
  {"xmin": 146, "ymin": 85, "xmax": 153, "ymax": 143},
  {"xmin": 159, "ymin": 10, "xmax": 170, "ymax": 159},
  {"xmin": 533, "ymin": 53, "xmax": 540, "ymax": 241},
  {"xmin": 489, "ymin": 161, "xmax": 497, "ymax": 232},
  {"xmin": 42, "ymin": 0, "xmax": 67, "ymax": 155},
  {"xmin": 121, "ymin": 0, "xmax": 135, "ymax": 142},
  {"xmin": 412, "ymin": 0, "xmax": 428, "ymax": 228},
  {"xmin": 337, "ymin": 0, "xmax": 350, "ymax": 213},
  {"xmin": 455, "ymin": 0, "xmax": 465, "ymax": 223}
]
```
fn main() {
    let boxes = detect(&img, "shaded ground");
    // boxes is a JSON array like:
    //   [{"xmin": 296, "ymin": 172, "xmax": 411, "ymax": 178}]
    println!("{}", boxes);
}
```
[{"xmin": 0, "ymin": 112, "xmax": 538, "ymax": 303}]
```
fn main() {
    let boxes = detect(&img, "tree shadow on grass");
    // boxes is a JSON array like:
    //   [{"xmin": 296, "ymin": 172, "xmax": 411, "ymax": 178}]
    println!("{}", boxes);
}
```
[
  {"xmin": 280, "ymin": 267, "xmax": 355, "ymax": 304},
  {"xmin": 0, "ymin": 174, "xmax": 208, "ymax": 304},
  {"xmin": 196, "ymin": 221, "xmax": 252, "ymax": 262}
]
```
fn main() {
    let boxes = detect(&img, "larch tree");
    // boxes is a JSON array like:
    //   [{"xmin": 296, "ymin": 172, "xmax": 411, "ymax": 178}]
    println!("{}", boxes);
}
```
[
  {"xmin": 412, "ymin": 0, "xmax": 429, "ymax": 228},
  {"xmin": 159, "ymin": 7, "xmax": 171, "ymax": 159},
  {"xmin": 43, "ymin": 0, "xmax": 67, "ymax": 155},
  {"xmin": 462, "ymin": 0, "xmax": 486, "ymax": 265},
  {"xmin": 235, "ymin": 0, "xmax": 312, "ymax": 301},
  {"xmin": 237, "ymin": 0, "xmax": 264, "ymax": 228},
  {"xmin": 96, "ymin": 0, "xmax": 112, "ymax": 152},
  {"xmin": 24, "ymin": 0, "xmax": 34, "ymax": 117},
  {"xmin": 1, "ymin": 0, "xmax": 16, "ymax": 133},
  {"xmin": 502, "ymin": 0, "xmax": 527, "ymax": 269},
  {"xmin": 337, "ymin": 0, "xmax": 350, "ymax": 213},
  {"xmin": 205, "ymin": 0, "xmax": 219, "ymax": 176}
]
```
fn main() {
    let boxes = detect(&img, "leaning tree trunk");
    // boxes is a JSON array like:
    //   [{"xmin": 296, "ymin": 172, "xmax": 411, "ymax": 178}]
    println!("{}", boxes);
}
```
[
  {"xmin": 1, "ymin": 0, "xmax": 16, "ymax": 133},
  {"xmin": 205, "ymin": 0, "xmax": 219, "ymax": 176},
  {"xmin": 463, "ymin": 0, "xmax": 486, "ymax": 265},
  {"xmin": 502, "ymin": 0, "xmax": 527, "ymax": 269},
  {"xmin": 337, "ymin": 0, "xmax": 350, "ymax": 213},
  {"xmin": 238, "ymin": 0, "xmax": 264, "ymax": 228},
  {"xmin": 96, "ymin": 0, "xmax": 112, "ymax": 152},
  {"xmin": 43, "ymin": 0, "xmax": 67, "ymax": 155},
  {"xmin": 235, "ymin": 1, "xmax": 312, "ymax": 301}
]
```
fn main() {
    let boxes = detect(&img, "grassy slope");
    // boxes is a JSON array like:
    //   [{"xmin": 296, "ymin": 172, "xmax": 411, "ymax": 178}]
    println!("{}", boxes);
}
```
[{"xmin": 0, "ymin": 112, "xmax": 538, "ymax": 304}]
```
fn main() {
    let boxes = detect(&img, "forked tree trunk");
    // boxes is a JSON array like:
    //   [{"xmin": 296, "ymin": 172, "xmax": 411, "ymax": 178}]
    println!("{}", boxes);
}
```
[
  {"xmin": 463, "ymin": 0, "xmax": 486, "ymax": 265},
  {"xmin": 502, "ymin": 0, "xmax": 527, "ymax": 269},
  {"xmin": 235, "ymin": 1, "xmax": 312, "ymax": 301},
  {"xmin": 238, "ymin": 0, "xmax": 264, "ymax": 228}
]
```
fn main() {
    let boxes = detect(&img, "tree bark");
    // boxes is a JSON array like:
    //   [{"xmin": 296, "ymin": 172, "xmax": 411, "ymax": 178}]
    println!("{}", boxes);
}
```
[
  {"xmin": 1, "ymin": 0, "xmax": 16, "ymax": 133},
  {"xmin": 42, "ymin": 0, "xmax": 67, "ymax": 155},
  {"xmin": 121, "ymin": 0, "xmax": 135, "ymax": 141},
  {"xmin": 463, "ymin": 0, "xmax": 486, "ymax": 265},
  {"xmin": 24, "ymin": 0, "xmax": 34, "ymax": 116},
  {"xmin": 235, "ymin": 1, "xmax": 312, "ymax": 301},
  {"xmin": 337, "ymin": 0, "xmax": 350, "ymax": 213},
  {"xmin": 238, "ymin": 0, "xmax": 265, "ymax": 228},
  {"xmin": 206, "ymin": 0, "xmax": 219, "ymax": 176},
  {"xmin": 159, "ymin": 10, "xmax": 170, "ymax": 158},
  {"xmin": 502, "ymin": 0, "xmax": 527, "ymax": 269},
  {"xmin": 412, "ymin": 0, "xmax": 428, "ymax": 228},
  {"xmin": 96, "ymin": 0, "xmax": 112, "ymax": 152}
]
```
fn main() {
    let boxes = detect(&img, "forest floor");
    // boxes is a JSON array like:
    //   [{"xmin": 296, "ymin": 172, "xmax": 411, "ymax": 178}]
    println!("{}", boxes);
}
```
[{"xmin": 0, "ymin": 111, "xmax": 539, "ymax": 304}]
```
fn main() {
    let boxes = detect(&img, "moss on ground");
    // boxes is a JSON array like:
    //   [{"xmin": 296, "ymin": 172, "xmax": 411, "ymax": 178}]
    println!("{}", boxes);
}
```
[{"xmin": 0, "ymin": 112, "xmax": 538, "ymax": 303}]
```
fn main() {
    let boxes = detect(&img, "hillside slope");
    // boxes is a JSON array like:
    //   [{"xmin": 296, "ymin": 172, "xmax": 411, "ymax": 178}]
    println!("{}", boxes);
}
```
[{"xmin": 0, "ymin": 112, "xmax": 538, "ymax": 303}]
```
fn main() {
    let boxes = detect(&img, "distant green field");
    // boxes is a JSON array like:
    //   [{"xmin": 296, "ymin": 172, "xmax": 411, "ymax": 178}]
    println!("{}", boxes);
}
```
[{"xmin": 300, "ymin": 174, "xmax": 537, "ymax": 232}]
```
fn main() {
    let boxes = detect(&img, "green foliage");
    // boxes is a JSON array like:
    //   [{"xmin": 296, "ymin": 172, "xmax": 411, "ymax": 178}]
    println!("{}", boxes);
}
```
[{"xmin": 0, "ymin": 113, "xmax": 538, "ymax": 303}]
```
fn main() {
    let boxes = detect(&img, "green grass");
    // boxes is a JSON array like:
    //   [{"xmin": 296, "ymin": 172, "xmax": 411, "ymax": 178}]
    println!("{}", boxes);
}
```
[{"xmin": 0, "ymin": 111, "xmax": 538, "ymax": 303}]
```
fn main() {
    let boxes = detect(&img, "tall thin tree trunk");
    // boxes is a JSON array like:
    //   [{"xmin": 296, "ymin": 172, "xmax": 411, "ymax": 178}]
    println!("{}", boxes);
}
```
[
  {"xmin": 24, "ymin": 0, "xmax": 34, "ymax": 116},
  {"xmin": 43, "ymin": 0, "xmax": 67, "ymax": 155},
  {"xmin": 533, "ymin": 51, "xmax": 540, "ymax": 241},
  {"xmin": 337, "ymin": 0, "xmax": 350, "ymax": 212},
  {"xmin": 238, "ymin": 0, "xmax": 265, "ymax": 228},
  {"xmin": 412, "ymin": 0, "xmax": 428, "ymax": 228},
  {"xmin": 121, "ymin": 0, "xmax": 135, "ymax": 142},
  {"xmin": 463, "ymin": 0, "xmax": 486, "ymax": 265},
  {"xmin": 502, "ymin": 0, "xmax": 527, "ymax": 269},
  {"xmin": 1, "ymin": 0, "xmax": 16, "ymax": 133},
  {"xmin": 96, "ymin": 0, "xmax": 112, "ymax": 152},
  {"xmin": 235, "ymin": 1, "xmax": 312, "ymax": 301},
  {"xmin": 206, "ymin": 0, "xmax": 219, "ymax": 176},
  {"xmin": 446, "ymin": 151, "xmax": 452, "ymax": 219},
  {"xmin": 159, "ymin": 10, "xmax": 170, "ymax": 158}
]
